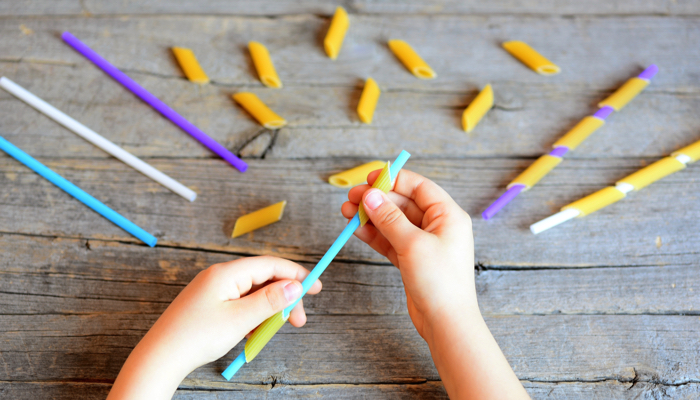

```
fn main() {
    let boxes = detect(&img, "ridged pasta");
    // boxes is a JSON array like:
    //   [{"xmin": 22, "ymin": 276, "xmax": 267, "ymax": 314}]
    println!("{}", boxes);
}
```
[
  {"xmin": 552, "ymin": 116, "xmax": 605, "ymax": 150},
  {"xmin": 324, "ymin": 7, "xmax": 349, "ymax": 60},
  {"xmin": 462, "ymin": 84, "xmax": 493, "ymax": 132},
  {"xmin": 328, "ymin": 160, "xmax": 386, "ymax": 188},
  {"xmin": 617, "ymin": 157, "xmax": 685, "ymax": 191},
  {"xmin": 357, "ymin": 78, "xmax": 381, "ymax": 124},
  {"xmin": 598, "ymin": 77, "xmax": 650, "ymax": 111},
  {"xmin": 388, "ymin": 40, "xmax": 436, "ymax": 79},
  {"xmin": 562, "ymin": 187, "xmax": 626, "ymax": 217},
  {"xmin": 502, "ymin": 41, "xmax": 560, "ymax": 75},
  {"xmin": 171, "ymin": 47, "xmax": 210, "ymax": 84},
  {"xmin": 231, "ymin": 201, "xmax": 287, "ymax": 238},
  {"xmin": 233, "ymin": 92, "xmax": 287, "ymax": 129},
  {"xmin": 249, "ymin": 41, "xmax": 282, "ymax": 88},
  {"xmin": 508, "ymin": 155, "xmax": 562, "ymax": 190},
  {"xmin": 358, "ymin": 161, "xmax": 392, "ymax": 226}
]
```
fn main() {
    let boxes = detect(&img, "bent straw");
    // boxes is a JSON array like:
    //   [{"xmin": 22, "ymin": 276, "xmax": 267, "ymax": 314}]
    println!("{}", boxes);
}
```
[
  {"xmin": 61, "ymin": 31, "xmax": 248, "ymax": 173},
  {"xmin": 0, "ymin": 77, "xmax": 197, "ymax": 202},
  {"xmin": 482, "ymin": 65, "xmax": 658, "ymax": 220},
  {"xmin": 222, "ymin": 150, "xmax": 411, "ymax": 380},
  {"xmin": 0, "ymin": 136, "xmax": 157, "ymax": 247}
]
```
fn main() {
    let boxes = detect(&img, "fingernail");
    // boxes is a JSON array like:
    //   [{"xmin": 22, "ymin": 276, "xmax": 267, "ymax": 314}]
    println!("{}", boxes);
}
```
[
  {"xmin": 364, "ymin": 190, "xmax": 384, "ymax": 210},
  {"xmin": 283, "ymin": 281, "xmax": 301, "ymax": 302}
]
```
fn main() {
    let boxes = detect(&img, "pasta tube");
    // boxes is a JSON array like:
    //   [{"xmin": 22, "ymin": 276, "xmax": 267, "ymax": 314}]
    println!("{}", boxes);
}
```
[
  {"xmin": 233, "ymin": 92, "xmax": 287, "ymax": 129},
  {"xmin": 328, "ymin": 160, "xmax": 386, "ymax": 188},
  {"xmin": 502, "ymin": 41, "xmax": 560, "ymax": 75},
  {"xmin": 324, "ymin": 7, "xmax": 349, "ymax": 60},
  {"xmin": 617, "ymin": 157, "xmax": 685, "ymax": 191},
  {"xmin": 598, "ymin": 78, "xmax": 649, "ymax": 111},
  {"xmin": 508, "ymin": 155, "xmax": 562, "ymax": 190},
  {"xmin": 672, "ymin": 140, "xmax": 700, "ymax": 163},
  {"xmin": 388, "ymin": 40, "xmax": 436, "ymax": 79},
  {"xmin": 248, "ymin": 42, "xmax": 282, "ymax": 88},
  {"xmin": 171, "ymin": 47, "xmax": 209, "ymax": 84},
  {"xmin": 358, "ymin": 161, "xmax": 392, "ymax": 226},
  {"xmin": 552, "ymin": 116, "xmax": 606, "ymax": 150},
  {"xmin": 462, "ymin": 84, "xmax": 493, "ymax": 132},
  {"xmin": 357, "ymin": 78, "xmax": 381, "ymax": 124},
  {"xmin": 562, "ymin": 186, "xmax": 626, "ymax": 217},
  {"xmin": 232, "ymin": 201, "xmax": 287, "ymax": 238}
]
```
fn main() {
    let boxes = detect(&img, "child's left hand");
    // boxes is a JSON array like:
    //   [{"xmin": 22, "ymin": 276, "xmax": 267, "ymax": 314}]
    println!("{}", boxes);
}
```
[{"xmin": 107, "ymin": 256, "xmax": 322, "ymax": 400}]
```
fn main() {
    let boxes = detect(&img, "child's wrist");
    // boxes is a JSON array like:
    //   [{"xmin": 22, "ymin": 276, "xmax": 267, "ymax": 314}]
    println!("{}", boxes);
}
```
[{"xmin": 422, "ymin": 301, "xmax": 483, "ymax": 345}]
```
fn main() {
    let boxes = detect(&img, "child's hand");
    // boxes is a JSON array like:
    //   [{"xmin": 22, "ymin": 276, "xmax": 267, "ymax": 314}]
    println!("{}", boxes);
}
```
[
  {"xmin": 341, "ymin": 169, "xmax": 475, "ymax": 340},
  {"xmin": 107, "ymin": 256, "xmax": 322, "ymax": 400},
  {"xmin": 342, "ymin": 169, "xmax": 530, "ymax": 400}
]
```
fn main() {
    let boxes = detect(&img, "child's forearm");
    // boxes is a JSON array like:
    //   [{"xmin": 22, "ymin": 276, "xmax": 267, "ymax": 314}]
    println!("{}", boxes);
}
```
[{"xmin": 424, "ymin": 306, "xmax": 530, "ymax": 399}]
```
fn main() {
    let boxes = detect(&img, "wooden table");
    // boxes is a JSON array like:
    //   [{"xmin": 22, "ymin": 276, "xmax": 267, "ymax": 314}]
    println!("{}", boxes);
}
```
[{"xmin": 1, "ymin": 1, "xmax": 699, "ymax": 398}]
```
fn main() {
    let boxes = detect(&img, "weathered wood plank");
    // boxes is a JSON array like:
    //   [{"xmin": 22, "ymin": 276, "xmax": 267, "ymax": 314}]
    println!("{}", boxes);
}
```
[
  {"xmin": 1, "ymin": 158, "xmax": 698, "ymax": 267},
  {"xmin": 2, "ymin": 62, "xmax": 698, "ymax": 161},
  {"xmin": 1, "ymin": 313, "xmax": 698, "ymax": 385},
  {"xmin": 2, "ymin": 380, "xmax": 699, "ymax": 399},
  {"xmin": 0, "ymin": 15, "xmax": 697, "ymax": 92},
  {"xmin": 4, "ymin": 0, "xmax": 699, "ymax": 17},
  {"xmin": 1, "ymin": 235, "xmax": 698, "ymax": 317}
]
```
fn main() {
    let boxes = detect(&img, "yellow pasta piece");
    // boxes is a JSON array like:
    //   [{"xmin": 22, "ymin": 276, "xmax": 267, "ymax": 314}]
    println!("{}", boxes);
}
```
[
  {"xmin": 358, "ymin": 161, "xmax": 391, "ymax": 226},
  {"xmin": 231, "ymin": 201, "xmax": 287, "ymax": 238},
  {"xmin": 171, "ymin": 47, "xmax": 209, "ymax": 84},
  {"xmin": 502, "ymin": 41, "xmax": 560, "ymax": 76},
  {"xmin": 672, "ymin": 139, "xmax": 700, "ymax": 163},
  {"xmin": 388, "ymin": 40, "xmax": 436, "ymax": 79},
  {"xmin": 245, "ymin": 311, "xmax": 286, "ymax": 361},
  {"xmin": 508, "ymin": 155, "xmax": 562, "ymax": 190},
  {"xmin": 324, "ymin": 6, "xmax": 349, "ymax": 60},
  {"xmin": 617, "ymin": 157, "xmax": 685, "ymax": 191},
  {"xmin": 232, "ymin": 92, "xmax": 287, "ymax": 129},
  {"xmin": 328, "ymin": 160, "xmax": 386, "ymax": 188},
  {"xmin": 357, "ymin": 78, "xmax": 381, "ymax": 124},
  {"xmin": 248, "ymin": 41, "xmax": 282, "ymax": 88},
  {"xmin": 562, "ymin": 186, "xmax": 626, "ymax": 217},
  {"xmin": 598, "ymin": 77, "xmax": 649, "ymax": 111},
  {"xmin": 462, "ymin": 84, "xmax": 493, "ymax": 132},
  {"xmin": 552, "ymin": 116, "xmax": 606, "ymax": 150}
]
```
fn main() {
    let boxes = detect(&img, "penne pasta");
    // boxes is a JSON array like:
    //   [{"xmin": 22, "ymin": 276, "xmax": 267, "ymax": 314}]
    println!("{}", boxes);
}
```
[
  {"xmin": 357, "ymin": 78, "xmax": 381, "ymax": 124},
  {"xmin": 171, "ymin": 47, "xmax": 209, "ymax": 84},
  {"xmin": 388, "ymin": 40, "xmax": 436, "ymax": 79},
  {"xmin": 232, "ymin": 201, "xmax": 287, "ymax": 238},
  {"xmin": 248, "ymin": 41, "xmax": 282, "ymax": 88},
  {"xmin": 233, "ymin": 92, "xmax": 287, "ymax": 129},
  {"xmin": 324, "ymin": 7, "xmax": 349, "ymax": 60},
  {"xmin": 328, "ymin": 160, "xmax": 386, "ymax": 188},
  {"xmin": 562, "ymin": 186, "xmax": 626, "ymax": 217},
  {"xmin": 502, "ymin": 41, "xmax": 560, "ymax": 75},
  {"xmin": 552, "ymin": 116, "xmax": 605, "ymax": 150},
  {"xmin": 598, "ymin": 77, "xmax": 649, "ymax": 111},
  {"xmin": 672, "ymin": 140, "xmax": 700, "ymax": 163},
  {"xmin": 462, "ymin": 84, "xmax": 493, "ymax": 132},
  {"xmin": 358, "ymin": 161, "xmax": 392, "ymax": 226},
  {"xmin": 508, "ymin": 155, "xmax": 562, "ymax": 190},
  {"xmin": 617, "ymin": 157, "xmax": 685, "ymax": 191}
]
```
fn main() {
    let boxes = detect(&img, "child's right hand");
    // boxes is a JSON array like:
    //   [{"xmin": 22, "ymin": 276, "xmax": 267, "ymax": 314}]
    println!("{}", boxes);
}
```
[
  {"xmin": 341, "ymin": 169, "xmax": 476, "ymax": 340},
  {"xmin": 342, "ymin": 169, "xmax": 530, "ymax": 400}
]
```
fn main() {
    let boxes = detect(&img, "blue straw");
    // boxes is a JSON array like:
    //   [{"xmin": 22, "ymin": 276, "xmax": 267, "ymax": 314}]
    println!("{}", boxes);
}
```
[
  {"xmin": 0, "ymin": 136, "xmax": 157, "ymax": 247},
  {"xmin": 222, "ymin": 150, "xmax": 411, "ymax": 381}
]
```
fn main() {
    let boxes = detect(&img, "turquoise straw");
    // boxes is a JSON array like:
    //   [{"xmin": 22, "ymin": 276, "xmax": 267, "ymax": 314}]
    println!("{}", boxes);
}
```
[
  {"xmin": 222, "ymin": 150, "xmax": 411, "ymax": 380},
  {"xmin": 0, "ymin": 136, "xmax": 157, "ymax": 247}
]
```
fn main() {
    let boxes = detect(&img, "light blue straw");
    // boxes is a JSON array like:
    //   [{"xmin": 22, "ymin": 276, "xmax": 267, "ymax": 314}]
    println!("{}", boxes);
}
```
[
  {"xmin": 222, "ymin": 150, "xmax": 411, "ymax": 380},
  {"xmin": 0, "ymin": 136, "xmax": 157, "ymax": 247}
]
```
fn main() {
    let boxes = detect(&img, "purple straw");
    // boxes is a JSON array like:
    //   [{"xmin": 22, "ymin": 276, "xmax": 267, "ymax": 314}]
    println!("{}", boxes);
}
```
[
  {"xmin": 482, "ymin": 184, "xmax": 525, "ymax": 220},
  {"xmin": 593, "ymin": 105, "xmax": 614, "ymax": 120},
  {"xmin": 61, "ymin": 32, "xmax": 247, "ymax": 172},
  {"xmin": 549, "ymin": 146, "xmax": 569, "ymax": 157},
  {"xmin": 637, "ymin": 64, "xmax": 658, "ymax": 80}
]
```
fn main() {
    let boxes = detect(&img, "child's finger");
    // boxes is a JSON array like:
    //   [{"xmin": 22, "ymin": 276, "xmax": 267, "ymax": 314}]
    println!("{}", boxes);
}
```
[
  {"xmin": 348, "ymin": 184, "xmax": 371, "ymax": 204},
  {"xmin": 361, "ymin": 188, "xmax": 425, "ymax": 256},
  {"xmin": 387, "ymin": 192, "xmax": 424, "ymax": 228},
  {"xmin": 392, "ymin": 169, "xmax": 462, "ymax": 214},
  {"xmin": 229, "ymin": 279, "xmax": 302, "ymax": 331},
  {"xmin": 354, "ymin": 223, "xmax": 400, "ymax": 266},
  {"xmin": 341, "ymin": 201, "xmax": 358, "ymax": 219},
  {"xmin": 287, "ymin": 299, "xmax": 308, "ymax": 328}
]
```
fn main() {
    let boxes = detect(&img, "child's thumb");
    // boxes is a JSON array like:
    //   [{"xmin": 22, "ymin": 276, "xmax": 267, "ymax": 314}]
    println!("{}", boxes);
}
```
[
  {"xmin": 235, "ymin": 280, "xmax": 302, "ymax": 328},
  {"xmin": 362, "ymin": 188, "xmax": 421, "ymax": 253}
]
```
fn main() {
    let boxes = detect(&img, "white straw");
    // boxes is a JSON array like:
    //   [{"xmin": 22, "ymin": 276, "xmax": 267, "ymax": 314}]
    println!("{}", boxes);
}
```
[
  {"xmin": 530, "ymin": 208, "xmax": 580, "ymax": 234},
  {"xmin": 0, "ymin": 77, "xmax": 196, "ymax": 201}
]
